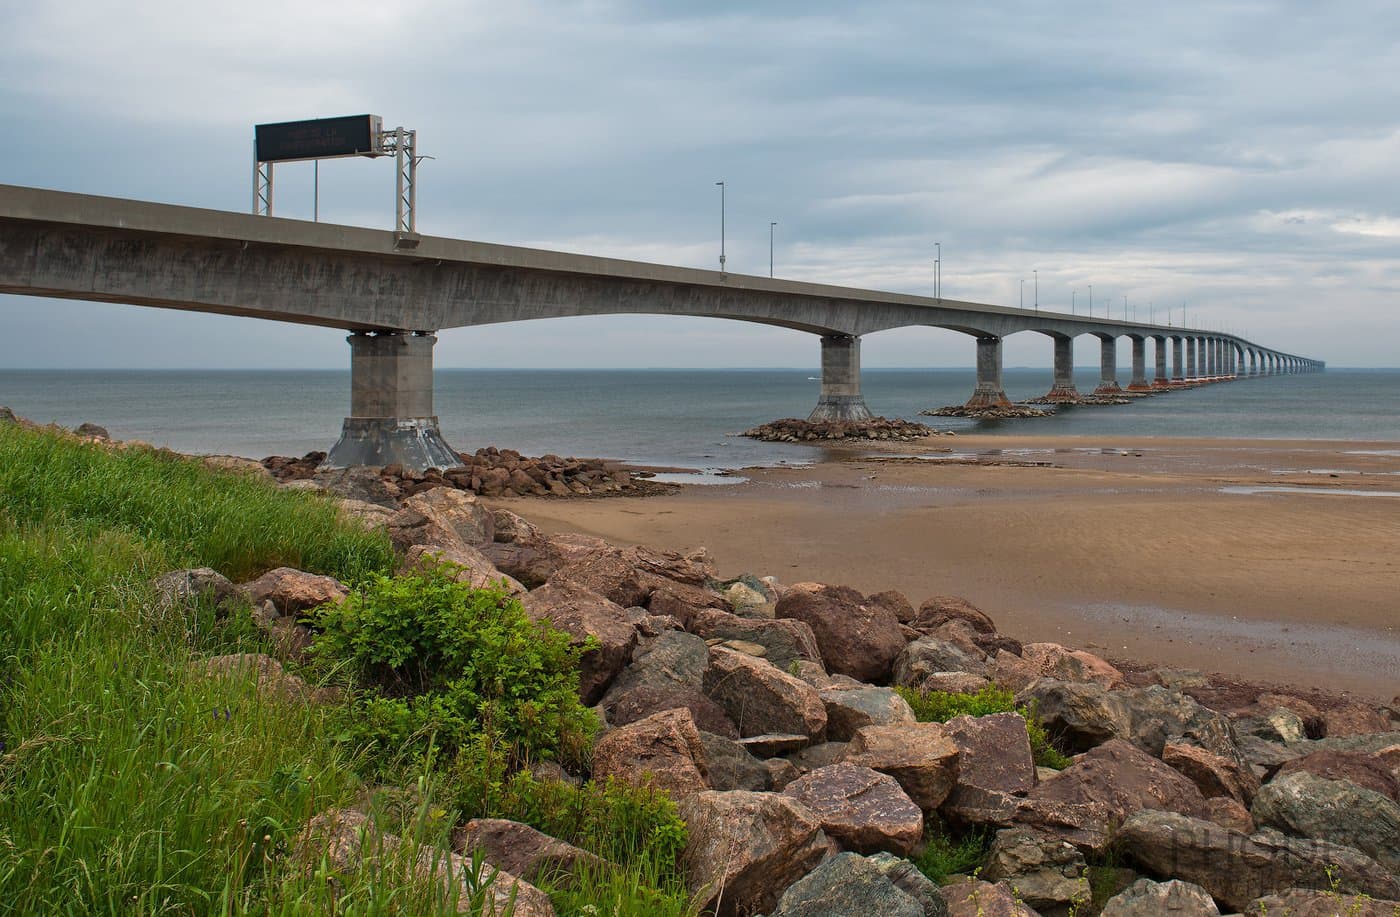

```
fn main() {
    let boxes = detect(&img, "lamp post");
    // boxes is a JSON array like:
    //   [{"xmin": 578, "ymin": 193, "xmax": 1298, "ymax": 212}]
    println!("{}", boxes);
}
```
[
  {"xmin": 769, "ymin": 221, "xmax": 777, "ymax": 277},
  {"xmin": 935, "ymin": 242, "xmax": 941, "ymax": 300},
  {"xmin": 1020, "ymin": 278, "xmax": 1024, "ymax": 309},
  {"xmin": 1034, "ymin": 269, "xmax": 1038, "ymax": 312},
  {"xmin": 1089, "ymin": 284, "xmax": 1094, "ymax": 317},
  {"xmin": 1072, "ymin": 289, "xmax": 1077, "ymax": 315},
  {"xmin": 715, "ymin": 181, "xmax": 726, "ymax": 273}
]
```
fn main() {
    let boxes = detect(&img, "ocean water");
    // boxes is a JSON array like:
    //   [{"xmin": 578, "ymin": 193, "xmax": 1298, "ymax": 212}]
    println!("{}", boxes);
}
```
[{"xmin": 1, "ymin": 368, "xmax": 1396, "ymax": 469}]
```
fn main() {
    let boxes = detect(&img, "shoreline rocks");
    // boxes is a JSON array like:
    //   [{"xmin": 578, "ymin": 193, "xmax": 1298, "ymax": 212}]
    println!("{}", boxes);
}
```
[
  {"xmin": 920, "ymin": 404, "xmax": 1053, "ymax": 419},
  {"xmin": 740, "ymin": 417, "xmax": 945, "ymax": 443}
]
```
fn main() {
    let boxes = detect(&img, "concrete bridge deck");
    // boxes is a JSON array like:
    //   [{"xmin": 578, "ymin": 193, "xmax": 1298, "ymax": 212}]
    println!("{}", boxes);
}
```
[{"xmin": 0, "ymin": 184, "xmax": 1324, "ymax": 468}]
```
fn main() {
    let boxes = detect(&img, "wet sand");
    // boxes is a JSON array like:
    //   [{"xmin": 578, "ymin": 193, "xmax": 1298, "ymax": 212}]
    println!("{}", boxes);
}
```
[{"xmin": 505, "ymin": 435, "xmax": 1400, "ymax": 700}]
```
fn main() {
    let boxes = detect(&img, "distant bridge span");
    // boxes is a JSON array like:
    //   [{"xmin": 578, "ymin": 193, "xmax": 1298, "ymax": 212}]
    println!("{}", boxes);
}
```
[{"xmin": 0, "ymin": 185, "xmax": 1324, "ymax": 468}]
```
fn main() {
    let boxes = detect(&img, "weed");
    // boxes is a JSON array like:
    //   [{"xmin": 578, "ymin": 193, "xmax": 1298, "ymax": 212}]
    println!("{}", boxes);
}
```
[{"xmin": 895, "ymin": 684, "xmax": 1073, "ymax": 769}]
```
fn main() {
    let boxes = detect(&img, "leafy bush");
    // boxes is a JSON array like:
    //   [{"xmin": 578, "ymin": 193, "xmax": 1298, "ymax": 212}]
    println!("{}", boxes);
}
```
[
  {"xmin": 314, "ymin": 562, "xmax": 598, "ymax": 772},
  {"xmin": 913, "ymin": 828, "xmax": 991, "ymax": 884},
  {"xmin": 894, "ymin": 684, "xmax": 1072, "ymax": 769}
]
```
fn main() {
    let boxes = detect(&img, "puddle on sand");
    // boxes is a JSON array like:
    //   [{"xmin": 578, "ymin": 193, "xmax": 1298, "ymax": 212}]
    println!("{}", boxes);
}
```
[
  {"xmin": 1222, "ymin": 485, "xmax": 1400, "ymax": 498},
  {"xmin": 649, "ymin": 471, "xmax": 749, "ymax": 486},
  {"xmin": 1345, "ymin": 449, "xmax": 1400, "ymax": 457}
]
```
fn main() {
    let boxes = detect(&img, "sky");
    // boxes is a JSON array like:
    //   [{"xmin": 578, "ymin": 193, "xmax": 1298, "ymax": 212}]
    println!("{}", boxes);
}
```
[{"xmin": 2, "ymin": 0, "xmax": 1397, "ymax": 369}]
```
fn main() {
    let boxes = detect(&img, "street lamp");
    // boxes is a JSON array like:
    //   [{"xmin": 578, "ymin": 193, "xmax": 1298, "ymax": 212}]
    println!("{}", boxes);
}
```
[
  {"xmin": 1034, "ymin": 269, "xmax": 1038, "ymax": 312},
  {"xmin": 1072, "ymin": 289, "xmax": 1077, "ymax": 315},
  {"xmin": 935, "ymin": 242, "xmax": 941, "ymax": 300},
  {"xmin": 1089, "ymin": 284, "xmax": 1094, "ymax": 317},
  {"xmin": 769, "ymin": 221, "xmax": 777, "ymax": 278},
  {"xmin": 715, "ymin": 181, "xmax": 726, "ymax": 273},
  {"xmin": 1020, "ymin": 278, "xmax": 1025, "ymax": 309}
]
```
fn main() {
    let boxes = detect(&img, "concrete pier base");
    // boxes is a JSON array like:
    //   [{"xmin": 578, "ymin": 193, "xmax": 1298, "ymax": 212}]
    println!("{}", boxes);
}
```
[
  {"xmin": 1152, "ymin": 336, "xmax": 1171, "ymax": 387},
  {"xmin": 807, "ymin": 333, "xmax": 874, "ymax": 422},
  {"xmin": 1041, "ymin": 335, "xmax": 1080, "ymax": 402},
  {"xmin": 323, "ymin": 331, "xmax": 461, "ymax": 470},
  {"xmin": 1092, "ymin": 335, "xmax": 1122, "ymax": 395},
  {"xmin": 1127, "ymin": 336, "xmax": 1153, "ymax": 391},
  {"xmin": 1171, "ymin": 336, "xmax": 1185, "ymax": 382},
  {"xmin": 965, "ymin": 336, "xmax": 1012, "ymax": 409}
]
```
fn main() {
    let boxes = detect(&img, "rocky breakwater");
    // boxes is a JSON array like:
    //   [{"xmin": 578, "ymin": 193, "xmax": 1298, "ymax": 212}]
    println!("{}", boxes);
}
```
[
  {"xmin": 263, "ymin": 446, "xmax": 673, "ymax": 500},
  {"xmin": 167, "ymin": 471, "xmax": 1400, "ymax": 916},
  {"xmin": 741, "ymin": 417, "xmax": 946, "ymax": 443},
  {"xmin": 921, "ymin": 404, "xmax": 1053, "ymax": 419}
]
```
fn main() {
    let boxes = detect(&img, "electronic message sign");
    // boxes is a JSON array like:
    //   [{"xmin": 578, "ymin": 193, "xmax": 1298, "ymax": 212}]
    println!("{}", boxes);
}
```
[{"xmin": 255, "ymin": 115, "xmax": 383, "ymax": 163}]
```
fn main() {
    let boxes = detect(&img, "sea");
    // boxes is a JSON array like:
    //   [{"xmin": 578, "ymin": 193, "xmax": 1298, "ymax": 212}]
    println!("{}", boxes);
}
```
[{"xmin": 1, "ymin": 368, "xmax": 1396, "ymax": 471}]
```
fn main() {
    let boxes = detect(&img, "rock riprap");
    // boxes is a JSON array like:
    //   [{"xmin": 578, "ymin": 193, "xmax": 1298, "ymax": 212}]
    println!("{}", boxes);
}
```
[{"xmin": 740, "ymin": 417, "xmax": 942, "ymax": 443}]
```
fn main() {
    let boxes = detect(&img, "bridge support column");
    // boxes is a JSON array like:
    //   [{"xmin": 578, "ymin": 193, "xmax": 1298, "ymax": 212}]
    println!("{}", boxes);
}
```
[
  {"xmin": 1172, "ymin": 336, "xmax": 1184, "ymax": 382},
  {"xmin": 1186, "ymin": 339, "xmax": 1197, "ymax": 379},
  {"xmin": 1153, "ymin": 336, "xmax": 1170, "ymax": 387},
  {"xmin": 1093, "ymin": 335, "xmax": 1122, "ymax": 395},
  {"xmin": 965, "ymin": 336, "xmax": 1012, "ymax": 409},
  {"xmin": 1128, "ymin": 336, "xmax": 1152, "ymax": 391},
  {"xmin": 807, "ymin": 333, "xmax": 874, "ymax": 422},
  {"xmin": 322, "ymin": 331, "xmax": 461, "ymax": 471},
  {"xmin": 1041, "ymin": 335, "xmax": 1080, "ymax": 402}
]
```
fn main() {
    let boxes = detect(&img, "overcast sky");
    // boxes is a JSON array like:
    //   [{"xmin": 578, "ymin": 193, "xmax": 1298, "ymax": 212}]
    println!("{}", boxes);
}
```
[{"xmin": 2, "ymin": 0, "xmax": 1397, "ymax": 369}]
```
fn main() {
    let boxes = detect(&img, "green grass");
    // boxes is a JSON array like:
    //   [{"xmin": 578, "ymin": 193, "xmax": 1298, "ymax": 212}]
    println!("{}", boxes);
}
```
[
  {"xmin": 912, "ymin": 828, "xmax": 991, "ymax": 885},
  {"xmin": 0, "ymin": 424, "xmax": 694, "ymax": 914},
  {"xmin": 895, "ymin": 684, "xmax": 1074, "ymax": 770}
]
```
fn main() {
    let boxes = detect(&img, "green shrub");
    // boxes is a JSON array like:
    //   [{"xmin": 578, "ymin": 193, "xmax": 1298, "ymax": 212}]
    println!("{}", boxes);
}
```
[
  {"xmin": 894, "ymin": 684, "xmax": 1072, "ymax": 769},
  {"xmin": 313, "ymin": 562, "xmax": 598, "ymax": 773},
  {"xmin": 913, "ymin": 828, "xmax": 991, "ymax": 884}
]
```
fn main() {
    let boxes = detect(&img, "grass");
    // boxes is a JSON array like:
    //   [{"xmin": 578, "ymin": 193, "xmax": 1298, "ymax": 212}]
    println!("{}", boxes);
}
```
[
  {"xmin": 912, "ymin": 828, "xmax": 992, "ymax": 885},
  {"xmin": 895, "ymin": 684, "xmax": 1074, "ymax": 770},
  {"xmin": 0, "ymin": 424, "xmax": 695, "ymax": 913}
]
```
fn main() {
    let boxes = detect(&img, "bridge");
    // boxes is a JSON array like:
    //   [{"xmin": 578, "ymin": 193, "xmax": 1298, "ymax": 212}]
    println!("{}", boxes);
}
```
[{"xmin": 0, "ymin": 184, "xmax": 1324, "ymax": 469}]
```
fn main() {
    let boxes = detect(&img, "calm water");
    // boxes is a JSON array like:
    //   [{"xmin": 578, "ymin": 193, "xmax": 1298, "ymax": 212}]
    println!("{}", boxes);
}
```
[{"xmin": 1, "ymin": 368, "xmax": 1396, "ymax": 469}]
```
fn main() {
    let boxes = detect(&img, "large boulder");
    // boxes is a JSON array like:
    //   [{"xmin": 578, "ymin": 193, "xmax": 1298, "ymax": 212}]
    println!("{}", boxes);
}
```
[
  {"xmin": 820, "ymin": 686, "xmax": 917, "ymax": 742},
  {"xmin": 151, "ymin": 567, "xmax": 243, "ymax": 617},
  {"xmin": 311, "ymin": 466, "xmax": 400, "ymax": 508},
  {"xmin": 589, "ymin": 708, "xmax": 709, "ymax": 798},
  {"xmin": 696, "ymin": 730, "xmax": 770, "ymax": 791},
  {"xmin": 910, "ymin": 595, "xmax": 998, "ymax": 634},
  {"xmin": 776, "ymin": 583, "xmax": 906, "ymax": 683},
  {"xmin": 521, "ymin": 582, "xmax": 637, "ymax": 704},
  {"xmin": 689, "ymin": 609, "xmax": 823, "ymax": 671},
  {"xmin": 679, "ymin": 790, "xmax": 829, "ymax": 917},
  {"xmin": 1161, "ymin": 741, "xmax": 1260, "ymax": 805},
  {"xmin": 387, "ymin": 487, "xmax": 494, "ymax": 552},
  {"xmin": 452, "ymin": 818, "xmax": 607, "ymax": 884},
  {"xmin": 1325, "ymin": 702, "xmax": 1394, "ymax": 737},
  {"xmin": 1113, "ymin": 810, "xmax": 1400, "ymax": 911},
  {"xmin": 600, "ymin": 629, "xmax": 708, "ymax": 699},
  {"xmin": 1278, "ymin": 749, "xmax": 1400, "ymax": 802},
  {"xmin": 1248, "ymin": 889, "xmax": 1400, "ymax": 916},
  {"xmin": 243, "ymin": 567, "xmax": 348, "ymax": 616},
  {"xmin": 1015, "ymin": 739, "xmax": 1212, "ymax": 853},
  {"xmin": 1020, "ymin": 643, "xmax": 1124, "ymax": 689},
  {"xmin": 199, "ymin": 653, "xmax": 338, "ymax": 704},
  {"xmin": 1018, "ymin": 679, "xmax": 1132, "ymax": 753},
  {"xmin": 769, "ymin": 852, "xmax": 926, "ymax": 917},
  {"xmin": 939, "ymin": 879, "xmax": 1038, "ymax": 916},
  {"xmin": 295, "ymin": 808, "xmax": 555, "ymax": 917},
  {"xmin": 781, "ymin": 763, "xmax": 924, "ymax": 855},
  {"xmin": 941, "ymin": 713, "xmax": 1037, "ymax": 827},
  {"xmin": 864, "ymin": 852, "xmax": 950, "ymax": 916},
  {"xmin": 703, "ymin": 645, "xmax": 828, "ymax": 740},
  {"xmin": 1251, "ymin": 770, "xmax": 1400, "ymax": 872},
  {"xmin": 981, "ymin": 827, "xmax": 1090, "ymax": 914},
  {"xmin": 842, "ymin": 723, "xmax": 961, "ymax": 813},
  {"xmin": 402, "ymin": 544, "xmax": 525, "ymax": 595},
  {"xmin": 892, "ymin": 636, "xmax": 988, "ymax": 687},
  {"xmin": 1099, "ymin": 878, "xmax": 1219, "ymax": 916}
]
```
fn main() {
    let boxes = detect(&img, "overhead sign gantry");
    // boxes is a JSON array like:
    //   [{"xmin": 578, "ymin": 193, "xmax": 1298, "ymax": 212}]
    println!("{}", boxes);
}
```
[{"xmin": 252, "ymin": 114, "xmax": 421, "ymax": 247}]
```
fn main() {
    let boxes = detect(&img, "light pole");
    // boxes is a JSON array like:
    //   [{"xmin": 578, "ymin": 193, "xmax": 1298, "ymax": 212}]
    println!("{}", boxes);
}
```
[
  {"xmin": 1089, "ymin": 284, "xmax": 1094, "ymax": 317},
  {"xmin": 715, "ymin": 181, "xmax": 726, "ymax": 273},
  {"xmin": 769, "ymin": 221, "xmax": 777, "ymax": 277},
  {"xmin": 1072, "ymin": 289, "xmax": 1077, "ymax": 315},
  {"xmin": 1034, "ymin": 269, "xmax": 1038, "ymax": 312},
  {"xmin": 935, "ymin": 242, "xmax": 941, "ymax": 300},
  {"xmin": 1123, "ymin": 295, "xmax": 1128, "ymax": 320}
]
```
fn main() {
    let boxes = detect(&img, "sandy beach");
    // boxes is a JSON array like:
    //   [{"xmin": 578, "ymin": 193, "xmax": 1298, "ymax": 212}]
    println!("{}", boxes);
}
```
[{"xmin": 506, "ymin": 435, "xmax": 1400, "ymax": 699}]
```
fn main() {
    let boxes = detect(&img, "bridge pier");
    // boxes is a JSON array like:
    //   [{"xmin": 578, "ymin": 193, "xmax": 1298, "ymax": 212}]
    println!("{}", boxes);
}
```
[
  {"xmin": 1153, "ymin": 336, "xmax": 1170, "ymax": 387},
  {"xmin": 322, "ymin": 331, "xmax": 462, "ymax": 471},
  {"xmin": 1172, "ymin": 336, "xmax": 1185, "ymax": 382},
  {"xmin": 965, "ymin": 336, "xmax": 1012, "ymax": 409},
  {"xmin": 1127, "ymin": 336, "xmax": 1152, "ymax": 391},
  {"xmin": 807, "ymin": 333, "xmax": 874, "ymax": 422},
  {"xmin": 1093, "ymin": 335, "xmax": 1122, "ymax": 395},
  {"xmin": 1041, "ymin": 335, "xmax": 1080, "ymax": 402}
]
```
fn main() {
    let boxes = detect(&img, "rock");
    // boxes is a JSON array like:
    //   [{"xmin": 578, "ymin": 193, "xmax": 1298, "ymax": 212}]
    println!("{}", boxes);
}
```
[
  {"xmin": 942, "ymin": 713, "xmax": 1036, "ymax": 827},
  {"xmin": 1162, "ymin": 741, "xmax": 1260, "ymax": 805},
  {"xmin": 202, "ymin": 454, "xmax": 276, "ymax": 480},
  {"xmin": 1249, "ymin": 889, "xmax": 1400, "ymax": 916},
  {"xmin": 647, "ymin": 580, "xmax": 730, "ymax": 627},
  {"xmin": 601, "ymin": 629, "xmax": 707, "ymax": 699},
  {"xmin": 910, "ymin": 595, "xmax": 998, "ymax": 634},
  {"xmin": 788, "ymin": 742, "xmax": 852, "ymax": 774},
  {"xmin": 820, "ymin": 686, "xmax": 917, "ymax": 742},
  {"xmin": 402, "ymin": 544, "xmax": 525, "ymax": 595},
  {"xmin": 311, "ymin": 466, "xmax": 401, "ymax": 508},
  {"xmin": 1326, "ymin": 702, "xmax": 1395, "ymax": 737},
  {"xmin": 452, "ymin": 818, "xmax": 607, "ymax": 884},
  {"xmin": 1251, "ymin": 770, "xmax": 1400, "ymax": 872},
  {"xmin": 679, "ymin": 790, "xmax": 829, "ymax": 917},
  {"xmin": 1018, "ymin": 679, "xmax": 1132, "ymax": 753},
  {"xmin": 893, "ymin": 636, "xmax": 988, "ymax": 686},
  {"xmin": 765, "ymin": 757, "xmax": 802, "ymax": 791},
  {"xmin": 75, "ymin": 421, "xmax": 110, "ymax": 439},
  {"xmin": 1277, "ymin": 749, "xmax": 1400, "ymax": 802},
  {"xmin": 1204, "ymin": 796, "xmax": 1255, "ymax": 833},
  {"xmin": 0, "ymin": 406, "xmax": 17, "ymax": 424},
  {"xmin": 776, "ymin": 583, "xmax": 906, "ymax": 683},
  {"xmin": 1235, "ymin": 705, "xmax": 1308, "ymax": 743},
  {"xmin": 491, "ymin": 508, "xmax": 543, "ymax": 544},
  {"xmin": 1015, "ymin": 739, "xmax": 1212, "ymax": 853},
  {"xmin": 1020, "ymin": 642, "xmax": 1124, "ymax": 689},
  {"xmin": 1255, "ymin": 692, "xmax": 1326, "ymax": 738},
  {"xmin": 697, "ymin": 730, "xmax": 770, "ymax": 791},
  {"xmin": 479, "ymin": 542, "xmax": 563, "ymax": 588},
  {"xmin": 243, "ymin": 567, "xmax": 348, "ymax": 616},
  {"xmin": 724, "ymin": 581, "xmax": 770, "ymax": 613},
  {"xmin": 602, "ymin": 684, "xmax": 738, "ymax": 739},
  {"xmin": 295, "ymin": 808, "xmax": 555, "ymax": 916},
  {"xmin": 151, "ymin": 567, "xmax": 243, "ymax": 618},
  {"xmin": 199, "ymin": 653, "xmax": 338, "ymax": 704},
  {"xmin": 842, "ymin": 723, "xmax": 961, "ymax": 813},
  {"xmin": 769, "ymin": 852, "xmax": 926, "ymax": 917},
  {"xmin": 982, "ymin": 827, "xmax": 1090, "ymax": 914},
  {"xmin": 703, "ymin": 645, "xmax": 827, "ymax": 740},
  {"xmin": 739, "ymin": 733, "xmax": 813, "ymax": 757},
  {"xmin": 1099, "ymin": 878, "xmax": 1219, "ymax": 915},
  {"xmin": 521, "ymin": 582, "xmax": 637, "ymax": 705},
  {"xmin": 689, "ymin": 609, "xmax": 823, "ymax": 671},
  {"xmin": 1119, "ymin": 685, "xmax": 1241, "ymax": 760},
  {"xmin": 939, "ymin": 878, "xmax": 1038, "ymax": 916},
  {"xmin": 918, "ymin": 672, "xmax": 993, "ymax": 695},
  {"xmin": 1152, "ymin": 668, "xmax": 1212, "ymax": 690},
  {"xmin": 1113, "ymin": 810, "xmax": 1400, "ymax": 911},
  {"xmin": 989, "ymin": 650, "xmax": 1042, "ymax": 693},
  {"xmin": 589, "ymin": 708, "xmax": 709, "ymax": 798},
  {"xmin": 782, "ymin": 764, "xmax": 924, "ymax": 855},
  {"xmin": 867, "ymin": 590, "xmax": 917, "ymax": 623},
  {"xmin": 388, "ymin": 487, "xmax": 494, "ymax": 552},
  {"xmin": 336, "ymin": 497, "xmax": 396, "ymax": 530},
  {"xmin": 865, "ymin": 852, "xmax": 951, "ymax": 916}
]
